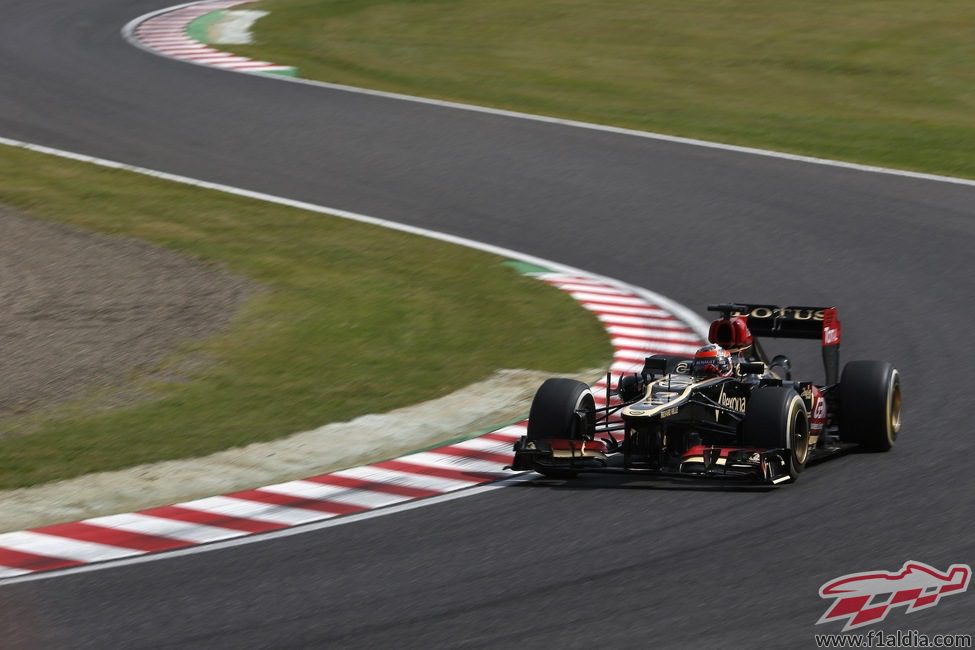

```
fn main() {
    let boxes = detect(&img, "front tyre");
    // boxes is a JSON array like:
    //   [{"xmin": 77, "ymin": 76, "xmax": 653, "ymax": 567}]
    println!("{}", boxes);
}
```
[
  {"xmin": 527, "ymin": 378, "xmax": 595, "ymax": 441},
  {"xmin": 526, "ymin": 378, "xmax": 595, "ymax": 478},
  {"xmin": 742, "ymin": 386, "xmax": 810, "ymax": 482},
  {"xmin": 839, "ymin": 361, "xmax": 901, "ymax": 452}
]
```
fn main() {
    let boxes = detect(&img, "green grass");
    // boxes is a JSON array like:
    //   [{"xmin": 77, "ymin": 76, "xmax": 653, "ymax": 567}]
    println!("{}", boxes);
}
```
[
  {"xmin": 231, "ymin": 0, "xmax": 975, "ymax": 178},
  {"xmin": 0, "ymin": 144, "xmax": 611, "ymax": 489}
]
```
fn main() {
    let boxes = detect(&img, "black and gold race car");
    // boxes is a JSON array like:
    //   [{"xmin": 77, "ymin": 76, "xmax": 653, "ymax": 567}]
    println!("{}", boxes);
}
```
[{"xmin": 511, "ymin": 304, "xmax": 901, "ymax": 484}]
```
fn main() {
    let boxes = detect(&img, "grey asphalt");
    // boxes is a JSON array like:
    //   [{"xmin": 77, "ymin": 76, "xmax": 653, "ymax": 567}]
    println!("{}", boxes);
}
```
[{"xmin": 1, "ymin": 0, "xmax": 974, "ymax": 647}]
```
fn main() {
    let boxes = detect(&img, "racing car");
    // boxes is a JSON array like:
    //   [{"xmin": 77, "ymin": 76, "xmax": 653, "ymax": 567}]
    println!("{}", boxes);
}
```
[{"xmin": 511, "ymin": 303, "xmax": 902, "ymax": 484}]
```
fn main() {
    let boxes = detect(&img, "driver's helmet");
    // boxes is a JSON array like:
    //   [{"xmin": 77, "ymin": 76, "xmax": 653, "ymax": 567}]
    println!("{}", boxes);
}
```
[{"xmin": 692, "ymin": 344, "xmax": 732, "ymax": 379}]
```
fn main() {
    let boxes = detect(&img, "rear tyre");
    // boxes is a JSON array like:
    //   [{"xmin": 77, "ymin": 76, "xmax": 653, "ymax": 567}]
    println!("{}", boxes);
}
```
[
  {"xmin": 839, "ymin": 361, "xmax": 901, "ymax": 452},
  {"xmin": 742, "ymin": 386, "xmax": 810, "ymax": 482},
  {"xmin": 526, "ymin": 378, "xmax": 595, "ymax": 478}
]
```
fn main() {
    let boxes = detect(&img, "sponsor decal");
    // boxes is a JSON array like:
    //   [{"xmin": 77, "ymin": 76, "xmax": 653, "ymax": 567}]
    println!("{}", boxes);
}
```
[
  {"xmin": 718, "ymin": 392, "xmax": 747, "ymax": 413},
  {"xmin": 732, "ymin": 306, "xmax": 825, "ymax": 321},
  {"xmin": 823, "ymin": 325, "xmax": 840, "ymax": 346},
  {"xmin": 714, "ymin": 385, "xmax": 746, "ymax": 420},
  {"xmin": 817, "ymin": 561, "xmax": 971, "ymax": 632},
  {"xmin": 813, "ymin": 395, "xmax": 827, "ymax": 421}
]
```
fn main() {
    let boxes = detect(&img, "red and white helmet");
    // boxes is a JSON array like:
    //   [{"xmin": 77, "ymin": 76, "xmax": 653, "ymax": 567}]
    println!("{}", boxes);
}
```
[{"xmin": 692, "ymin": 344, "xmax": 732, "ymax": 379}]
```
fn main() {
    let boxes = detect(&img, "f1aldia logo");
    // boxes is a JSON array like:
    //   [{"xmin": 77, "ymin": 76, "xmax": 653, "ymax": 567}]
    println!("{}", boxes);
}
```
[{"xmin": 817, "ymin": 561, "xmax": 971, "ymax": 631}]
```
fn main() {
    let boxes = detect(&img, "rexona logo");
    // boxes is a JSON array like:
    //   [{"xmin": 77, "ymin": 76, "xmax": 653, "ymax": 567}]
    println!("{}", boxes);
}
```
[
  {"xmin": 817, "ymin": 561, "xmax": 971, "ymax": 631},
  {"xmin": 718, "ymin": 392, "xmax": 747, "ymax": 412}
]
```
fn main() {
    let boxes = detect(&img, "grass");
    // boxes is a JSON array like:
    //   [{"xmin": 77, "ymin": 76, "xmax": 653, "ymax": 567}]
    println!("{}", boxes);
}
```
[
  {"xmin": 0, "ymin": 144, "xmax": 611, "ymax": 489},
  {"xmin": 231, "ymin": 0, "xmax": 975, "ymax": 178}
]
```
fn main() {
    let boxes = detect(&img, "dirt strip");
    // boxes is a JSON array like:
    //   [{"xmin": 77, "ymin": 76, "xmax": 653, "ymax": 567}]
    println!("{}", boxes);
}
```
[
  {"xmin": 0, "ymin": 205, "xmax": 602, "ymax": 531},
  {"xmin": 0, "ymin": 205, "xmax": 251, "ymax": 423}
]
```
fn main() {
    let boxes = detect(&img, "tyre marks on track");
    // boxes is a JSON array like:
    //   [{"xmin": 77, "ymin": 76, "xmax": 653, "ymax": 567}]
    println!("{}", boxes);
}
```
[{"xmin": 0, "ymin": 271, "xmax": 702, "ymax": 579}]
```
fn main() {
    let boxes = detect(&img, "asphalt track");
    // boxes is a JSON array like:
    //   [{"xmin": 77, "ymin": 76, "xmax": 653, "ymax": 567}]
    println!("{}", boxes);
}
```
[{"xmin": 1, "ymin": 1, "xmax": 974, "ymax": 647}]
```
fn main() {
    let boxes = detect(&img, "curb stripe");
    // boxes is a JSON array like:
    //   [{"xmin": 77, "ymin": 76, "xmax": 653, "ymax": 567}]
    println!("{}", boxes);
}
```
[
  {"xmin": 28, "ymin": 523, "xmax": 189, "ymax": 553},
  {"xmin": 137, "ymin": 505, "xmax": 286, "ymax": 534},
  {"xmin": 178, "ymin": 495, "xmax": 347, "ymax": 525},
  {"xmin": 227, "ymin": 489, "xmax": 370, "ymax": 515},
  {"xmin": 0, "ymin": 532, "xmax": 143, "ymax": 564},
  {"xmin": 85, "ymin": 513, "xmax": 246, "ymax": 544},
  {"xmin": 0, "ymin": 270, "xmax": 703, "ymax": 578},
  {"xmin": 393, "ymin": 451, "xmax": 510, "ymax": 475},
  {"xmin": 303, "ymin": 474, "xmax": 441, "ymax": 499},
  {"xmin": 372, "ymin": 460, "xmax": 501, "ymax": 483},
  {"xmin": 0, "ymin": 549, "xmax": 83, "ymax": 576},
  {"xmin": 132, "ymin": 1, "xmax": 297, "ymax": 75},
  {"xmin": 426, "ymin": 446, "xmax": 514, "ymax": 466},
  {"xmin": 335, "ymin": 466, "xmax": 477, "ymax": 493},
  {"xmin": 592, "ymin": 307, "xmax": 691, "ymax": 322}
]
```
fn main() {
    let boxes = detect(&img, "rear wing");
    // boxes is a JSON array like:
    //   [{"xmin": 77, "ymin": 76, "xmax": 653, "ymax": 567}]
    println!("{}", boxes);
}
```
[{"xmin": 708, "ymin": 304, "xmax": 841, "ymax": 384}]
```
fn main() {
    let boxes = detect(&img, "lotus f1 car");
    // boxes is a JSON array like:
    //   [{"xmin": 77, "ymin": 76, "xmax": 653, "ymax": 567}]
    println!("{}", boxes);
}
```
[{"xmin": 511, "ymin": 304, "xmax": 902, "ymax": 484}]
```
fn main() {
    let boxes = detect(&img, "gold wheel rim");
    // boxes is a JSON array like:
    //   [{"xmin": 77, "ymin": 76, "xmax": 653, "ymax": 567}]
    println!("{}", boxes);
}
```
[
  {"xmin": 889, "ymin": 377, "xmax": 902, "ymax": 439},
  {"xmin": 792, "ymin": 404, "xmax": 810, "ymax": 465}
]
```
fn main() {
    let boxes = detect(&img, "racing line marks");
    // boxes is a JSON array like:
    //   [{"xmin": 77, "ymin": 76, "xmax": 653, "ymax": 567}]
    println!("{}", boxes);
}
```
[{"xmin": 0, "ymin": 272, "xmax": 702, "ymax": 579}]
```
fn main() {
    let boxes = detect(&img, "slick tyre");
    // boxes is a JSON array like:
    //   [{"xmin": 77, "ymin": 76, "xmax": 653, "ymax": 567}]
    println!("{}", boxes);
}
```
[
  {"xmin": 742, "ymin": 386, "xmax": 810, "ymax": 482},
  {"xmin": 839, "ymin": 361, "xmax": 901, "ymax": 452},
  {"xmin": 527, "ymin": 378, "xmax": 596, "ymax": 441},
  {"xmin": 526, "ymin": 378, "xmax": 595, "ymax": 479}
]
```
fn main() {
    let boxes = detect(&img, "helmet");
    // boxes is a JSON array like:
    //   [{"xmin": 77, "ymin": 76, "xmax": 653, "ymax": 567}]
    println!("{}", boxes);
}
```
[{"xmin": 692, "ymin": 344, "xmax": 732, "ymax": 378}]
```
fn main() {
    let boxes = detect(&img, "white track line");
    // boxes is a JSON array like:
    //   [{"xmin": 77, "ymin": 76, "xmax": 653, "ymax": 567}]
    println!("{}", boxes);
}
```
[
  {"xmin": 0, "ymin": 137, "xmax": 710, "ymax": 585},
  {"xmin": 334, "ymin": 466, "xmax": 477, "ymax": 493},
  {"xmin": 119, "ymin": 2, "xmax": 975, "ymax": 189},
  {"xmin": 177, "ymin": 496, "xmax": 333, "ymax": 526},
  {"xmin": 85, "ymin": 513, "xmax": 242, "ymax": 544},
  {"xmin": 0, "ymin": 532, "xmax": 140, "ymax": 564},
  {"xmin": 0, "ymin": 135, "xmax": 711, "ymax": 340}
]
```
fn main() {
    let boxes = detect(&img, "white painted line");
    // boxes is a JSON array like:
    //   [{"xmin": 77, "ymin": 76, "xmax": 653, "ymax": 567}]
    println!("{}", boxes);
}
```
[
  {"xmin": 594, "ymin": 308, "xmax": 674, "ymax": 320},
  {"xmin": 257, "ymin": 480, "xmax": 410, "ymax": 509},
  {"xmin": 155, "ymin": 46, "xmax": 212, "ymax": 54},
  {"xmin": 121, "ymin": 2, "xmax": 975, "ymax": 189},
  {"xmin": 186, "ymin": 55, "xmax": 251, "ymax": 63},
  {"xmin": 84, "ymin": 513, "xmax": 244, "ymax": 544},
  {"xmin": 611, "ymin": 360, "xmax": 646, "ymax": 373},
  {"xmin": 0, "ymin": 532, "xmax": 139, "ymax": 564},
  {"xmin": 606, "ymin": 324, "xmax": 691, "ymax": 338},
  {"xmin": 0, "ymin": 566, "xmax": 30, "ymax": 579},
  {"xmin": 152, "ymin": 41, "xmax": 210, "ymax": 48},
  {"xmin": 0, "ymin": 135, "xmax": 712, "ymax": 583},
  {"xmin": 0, "ymin": 135, "xmax": 713, "ymax": 346},
  {"xmin": 396, "ymin": 452, "xmax": 508, "ymax": 475},
  {"xmin": 612, "ymin": 329, "xmax": 700, "ymax": 343},
  {"xmin": 597, "ymin": 312, "xmax": 688, "ymax": 327},
  {"xmin": 571, "ymin": 291, "xmax": 650, "ymax": 306},
  {"xmin": 540, "ymin": 273, "xmax": 603, "ymax": 284},
  {"xmin": 334, "ymin": 466, "xmax": 476, "ymax": 493},
  {"xmin": 586, "ymin": 304, "xmax": 686, "ymax": 319},
  {"xmin": 551, "ymin": 283, "xmax": 635, "ymax": 296},
  {"xmin": 0, "ymin": 474, "xmax": 539, "ymax": 586},
  {"xmin": 178, "ymin": 496, "xmax": 333, "ymax": 526},
  {"xmin": 451, "ymin": 437, "xmax": 515, "ymax": 455},
  {"xmin": 218, "ymin": 61, "xmax": 278, "ymax": 69},
  {"xmin": 616, "ymin": 345, "xmax": 698, "ymax": 360}
]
